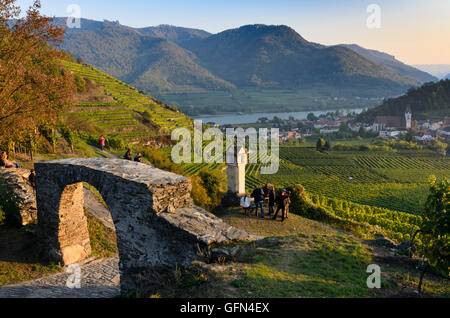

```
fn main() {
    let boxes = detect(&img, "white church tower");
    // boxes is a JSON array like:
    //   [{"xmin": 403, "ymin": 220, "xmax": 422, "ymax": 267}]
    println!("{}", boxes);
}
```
[{"xmin": 405, "ymin": 106, "xmax": 412, "ymax": 129}]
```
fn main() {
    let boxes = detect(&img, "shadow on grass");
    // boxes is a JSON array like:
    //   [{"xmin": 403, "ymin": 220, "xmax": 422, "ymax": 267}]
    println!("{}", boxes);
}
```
[
  {"xmin": 0, "ymin": 224, "xmax": 62, "ymax": 287},
  {"xmin": 0, "ymin": 224, "xmax": 47, "ymax": 265}
]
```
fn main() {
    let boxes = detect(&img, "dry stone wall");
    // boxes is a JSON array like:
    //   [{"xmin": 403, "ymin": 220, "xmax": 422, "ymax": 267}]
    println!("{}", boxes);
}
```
[
  {"xmin": 0, "ymin": 168, "xmax": 37, "ymax": 225},
  {"xmin": 34, "ymin": 158, "xmax": 256, "ymax": 296}
]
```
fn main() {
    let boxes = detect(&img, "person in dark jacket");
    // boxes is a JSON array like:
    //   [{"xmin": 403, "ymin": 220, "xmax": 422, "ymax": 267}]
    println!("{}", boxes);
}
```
[
  {"xmin": 272, "ymin": 189, "xmax": 291, "ymax": 222},
  {"xmin": 123, "ymin": 149, "xmax": 132, "ymax": 161},
  {"xmin": 28, "ymin": 169, "xmax": 36, "ymax": 188},
  {"xmin": 134, "ymin": 153, "xmax": 142, "ymax": 163},
  {"xmin": 267, "ymin": 185, "xmax": 276, "ymax": 216},
  {"xmin": 251, "ymin": 186, "xmax": 265, "ymax": 218},
  {"xmin": 263, "ymin": 184, "xmax": 270, "ymax": 198}
]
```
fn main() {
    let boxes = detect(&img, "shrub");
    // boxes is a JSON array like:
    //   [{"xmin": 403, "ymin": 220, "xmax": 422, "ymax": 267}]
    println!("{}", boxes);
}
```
[
  {"xmin": 107, "ymin": 137, "xmax": 125, "ymax": 150},
  {"xmin": 287, "ymin": 184, "xmax": 372, "ymax": 235},
  {"xmin": 198, "ymin": 168, "xmax": 226, "ymax": 207},
  {"xmin": 415, "ymin": 176, "xmax": 449, "ymax": 291},
  {"xmin": 60, "ymin": 127, "xmax": 76, "ymax": 152},
  {"xmin": 190, "ymin": 176, "xmax": 212, "ymax": 209},
  {"xmin": 144, "ymin": 148, "xmax": 184, "ymax": 175},
  {"xmin": 39, "ymin": 125, "xmax": 58, "ymax": 152},
  {"xmin": 74, "ymin": 74, "xmax": 86, "ymax": 93}
]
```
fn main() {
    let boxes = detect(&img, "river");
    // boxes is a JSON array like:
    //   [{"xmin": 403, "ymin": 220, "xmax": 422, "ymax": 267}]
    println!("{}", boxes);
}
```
[{"xmin": 194, "ymin": 108, "xmax": 364, "ymax": 125}]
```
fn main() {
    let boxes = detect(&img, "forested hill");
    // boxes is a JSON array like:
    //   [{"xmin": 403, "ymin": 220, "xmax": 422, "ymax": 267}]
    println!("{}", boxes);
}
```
[
  {"xmin": 57, "ymin": 19, "xmax": 433, "ymax": 96},
  {"xmin": 357, "ymin": 80, "xmax": 450, "ymax": 122}
]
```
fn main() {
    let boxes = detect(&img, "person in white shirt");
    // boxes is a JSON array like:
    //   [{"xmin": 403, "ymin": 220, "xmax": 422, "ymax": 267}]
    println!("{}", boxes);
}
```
[{"xmin": 240, "ymin": 194, "xmax": 252, "ymax": 215}]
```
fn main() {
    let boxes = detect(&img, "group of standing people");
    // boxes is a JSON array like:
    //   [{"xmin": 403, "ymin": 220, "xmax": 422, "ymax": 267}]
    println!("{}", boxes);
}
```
[{"xmin": 241, "ymin": 184, "xmax": 291, "ymax": 222}]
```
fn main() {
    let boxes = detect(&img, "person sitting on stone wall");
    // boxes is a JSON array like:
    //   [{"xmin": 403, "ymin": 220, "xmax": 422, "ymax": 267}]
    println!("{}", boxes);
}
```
[
  {"xmin": 240, "ymin": 193, "xmax": 252, "ymax": 215},
  {"xmin": 123, "ymin": 149, "xmax": 132, "ymax": 161},
  {"xmin": 134, "ymin": 153, "xmax": 143, "ymax": 163},
  {"xmin": 28, "ymin": 169, "xmax": 36, "ymax": 188},
  {"xmin": 0, "ymin": 152, "xmax": 21, "ymax": 168}
]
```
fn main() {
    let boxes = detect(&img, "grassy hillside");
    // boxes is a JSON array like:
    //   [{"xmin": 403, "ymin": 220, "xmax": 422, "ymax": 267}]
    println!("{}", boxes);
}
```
[
  {"xmin": 144, "ymin": 210, "xmax": 449, "ymax": 298},
  {"xmin": 61, "ymin": 60, "xmax": 192, "ymax": 144}
]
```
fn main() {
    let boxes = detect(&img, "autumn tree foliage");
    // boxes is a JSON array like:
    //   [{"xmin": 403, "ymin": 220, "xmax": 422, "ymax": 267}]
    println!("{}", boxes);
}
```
[{"xmin": 0, "ymin": 0, "xmax": 75, "ymax": 147}]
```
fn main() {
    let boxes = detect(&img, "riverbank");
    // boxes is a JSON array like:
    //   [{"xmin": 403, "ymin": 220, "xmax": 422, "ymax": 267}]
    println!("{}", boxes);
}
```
[{"xmin": 194, "ymin": 108, "xmax": 364, "ymax": 126}]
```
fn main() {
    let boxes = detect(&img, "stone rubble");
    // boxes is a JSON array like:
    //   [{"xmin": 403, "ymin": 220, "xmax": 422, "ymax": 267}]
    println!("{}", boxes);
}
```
[{"xmin": 0, "ymin": 168, "xmax": 37, "ymax": 225}]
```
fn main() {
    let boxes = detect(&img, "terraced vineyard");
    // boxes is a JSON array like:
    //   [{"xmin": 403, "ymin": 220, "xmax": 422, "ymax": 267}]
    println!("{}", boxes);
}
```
[
  {"xmin": 173, "ymin": 144, "xmax": 448, "ymax": 214},
  {"xmin": 61, "ymin": 60, "xmax": 191, "ymax": 144},
  {"xmin": 309, "ymin": 194, "xmax": 422, "ymax": 243},
  {"xmin": 253, "ymin": 147, "xmax": 450, "ymax": 214}
]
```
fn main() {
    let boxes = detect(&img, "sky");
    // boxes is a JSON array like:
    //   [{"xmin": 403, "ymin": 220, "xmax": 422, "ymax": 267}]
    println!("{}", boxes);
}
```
[{"xmin": 15, "ymin": 0, "xmax": 450, "ymax": 65}]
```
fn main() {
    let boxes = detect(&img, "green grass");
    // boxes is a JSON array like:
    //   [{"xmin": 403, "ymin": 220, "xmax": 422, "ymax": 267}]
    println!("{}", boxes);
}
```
[
  {"xmin": 142, "ymin": 211, "xmax": 448, "ymax": 298},
  {"xmin": 86, "ymin": 211, "xmax": 118, "ymax": 259},
  {"xmin": 0, "ymin": 212, "xmax": 117, "ymax": 287},
  {"xmin": 236, "ymin": 234, "xmax": 373, "ymax": 298}
]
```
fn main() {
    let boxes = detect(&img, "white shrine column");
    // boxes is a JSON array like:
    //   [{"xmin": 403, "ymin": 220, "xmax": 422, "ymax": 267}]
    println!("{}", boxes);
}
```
[{"xmin": 226, "ymin": 146, "xmax": 248, "ymax": 195}]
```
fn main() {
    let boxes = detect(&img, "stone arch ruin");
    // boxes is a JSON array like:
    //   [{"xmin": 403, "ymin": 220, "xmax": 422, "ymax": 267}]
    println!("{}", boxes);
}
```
[{"xmin": 35, "ymin": 158, "xmax": 254, "ymax": 295}]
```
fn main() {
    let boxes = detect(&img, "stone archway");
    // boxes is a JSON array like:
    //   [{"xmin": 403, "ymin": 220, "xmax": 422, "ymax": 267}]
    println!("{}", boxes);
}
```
[{"xmin": 35, "ymin": 158, "xmax": 254, "ymax": 295}]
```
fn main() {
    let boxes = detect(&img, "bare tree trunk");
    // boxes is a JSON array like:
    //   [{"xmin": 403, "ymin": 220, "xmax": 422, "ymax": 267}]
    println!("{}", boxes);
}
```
[{"xmin": 418, "ymin": 262, "xmax": 429, "ymax": 294}]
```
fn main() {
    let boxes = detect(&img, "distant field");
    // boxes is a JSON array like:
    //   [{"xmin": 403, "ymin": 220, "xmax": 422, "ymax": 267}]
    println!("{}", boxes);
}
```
[
  {"xmin": 257, "ymin": 147, "xmax": 449, "ymax": 214},
  {"xmin": 159, "ymin": 89, "xmax": 381, "ymax": 115}
]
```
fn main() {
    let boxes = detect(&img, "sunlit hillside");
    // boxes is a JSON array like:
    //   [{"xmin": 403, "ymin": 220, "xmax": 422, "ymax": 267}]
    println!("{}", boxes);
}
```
[{"xmin": 61, "ymin": 60, "xmax": 192, "ymax": 145}]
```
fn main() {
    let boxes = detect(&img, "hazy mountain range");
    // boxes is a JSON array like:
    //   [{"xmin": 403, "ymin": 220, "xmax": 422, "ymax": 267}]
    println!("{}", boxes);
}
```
[
  {"xmin": 56, "ymin": 18, "xmax": 437, "ymax": 99},
  {"xmin": 412, "ymin": 64, "xmax": 450, "ymax": 79}
]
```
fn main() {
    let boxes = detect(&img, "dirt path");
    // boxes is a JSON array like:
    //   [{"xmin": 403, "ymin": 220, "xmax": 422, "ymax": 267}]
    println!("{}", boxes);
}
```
[
  {"xmin": 88, "ymin": 144, "xmax": 121, "ymax": 159},
  {"xmin": 0, "ymin": 257, "xmax": 120, "ymax": 298}
]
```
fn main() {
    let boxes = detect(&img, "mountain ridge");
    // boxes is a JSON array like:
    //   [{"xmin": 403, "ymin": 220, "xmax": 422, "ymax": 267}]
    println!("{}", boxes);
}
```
[
  {"xmin": 340, "ymin": 44, "xmax": 437, "ymax": 83},
  {"xmin": 357, "ymin": 79, "xmax": 450, "ymax": 122},
  {"xmin": 188, "ymin": 24, "xmax": 419, "ymax": 90},
  {"xmin": 56, "ymin": 18, "xmax": 438, "ymax": 101},
  {"xmin": 59, "ymin": 19, "xmax": 235, "ymax": 93}
]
